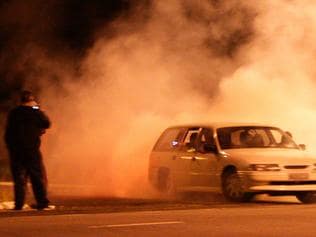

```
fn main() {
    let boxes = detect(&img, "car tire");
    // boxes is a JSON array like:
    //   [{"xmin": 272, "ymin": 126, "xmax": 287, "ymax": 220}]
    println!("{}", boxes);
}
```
[
  {"xmin": 157, "ymin": 168, "xmax": 176, "ymax": 198},
  {"xmin": 222, "ymin": 170, "xmax": 253, "ymax": 202},
  {"xmin": 296, "ymin": 192, "xmax": 316, "ymax": 204}
]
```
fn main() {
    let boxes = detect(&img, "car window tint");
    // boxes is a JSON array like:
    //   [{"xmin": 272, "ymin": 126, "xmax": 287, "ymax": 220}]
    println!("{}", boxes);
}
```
[
  {"xmin": 200, "ymin": 128, "xmax": 214, "ymax": 144},
  {"xmin": 184, "ymin": 129, "xmax": 200, "ymax": 144},
  {"xmin": 218, "ymin": 126, "xmax": 298, "ymax": 149},
  {"xmin": 256, "ymin": 129, "xmax": 270, "ymax": 145},
  {"xmin": 226, "ymin": 128, "xmax": 268, "ymax": 147}
]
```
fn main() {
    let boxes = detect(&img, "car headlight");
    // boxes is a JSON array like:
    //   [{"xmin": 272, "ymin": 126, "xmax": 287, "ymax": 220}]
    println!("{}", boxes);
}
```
[{"xmin": 249, "ymin": 164, "xmax": 281, "ymax": 171}]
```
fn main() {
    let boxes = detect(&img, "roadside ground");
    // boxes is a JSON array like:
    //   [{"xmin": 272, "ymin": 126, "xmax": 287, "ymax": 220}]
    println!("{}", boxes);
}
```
[{"xmin": 0, "ymin": 182, "xmax": 300, "ymax": 217}]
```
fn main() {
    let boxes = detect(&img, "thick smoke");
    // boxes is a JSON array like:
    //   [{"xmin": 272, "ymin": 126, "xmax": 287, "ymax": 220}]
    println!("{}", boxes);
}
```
[
  {"xmin": 3, "ymin": 0, "xmax": 316, "ymax": 197},
  {"xmin": 211, "ymin": 0, "xmax": 316, "ymax": 147},
  {"xmin": 41, "ymin": 0, "xmax": 257, "ymax": 197}
]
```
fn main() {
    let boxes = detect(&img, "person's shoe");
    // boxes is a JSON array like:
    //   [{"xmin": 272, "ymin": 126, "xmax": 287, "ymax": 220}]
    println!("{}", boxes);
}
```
[
  {"xmin": 30, "ymin": 204, "xmax": 56, "ymax": 211},
  {"xmin": 41, "ymin": 205, "xmax": 56, "ymax": 211},
  {"xmin": 11, "ymin": 203, "xmax": 30, "ymax": 211}
]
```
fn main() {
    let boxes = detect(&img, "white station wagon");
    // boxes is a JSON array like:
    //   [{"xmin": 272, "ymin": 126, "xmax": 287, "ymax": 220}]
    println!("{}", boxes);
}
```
[{"xmin": 148, "ymin": 123, "xmax": 316, "ymax": 203}]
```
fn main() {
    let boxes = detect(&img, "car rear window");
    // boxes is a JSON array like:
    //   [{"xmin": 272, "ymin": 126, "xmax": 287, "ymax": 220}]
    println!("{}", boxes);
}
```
[{"xmin": 153, "ymin": 128, "xmax": 185, "ymax": 151}]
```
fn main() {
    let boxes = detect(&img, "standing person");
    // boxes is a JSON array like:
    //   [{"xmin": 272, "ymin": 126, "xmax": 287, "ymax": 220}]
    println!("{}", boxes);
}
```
[{"xmin": 4, "ymin": 90, "xmax": 52, "ymax": 210}]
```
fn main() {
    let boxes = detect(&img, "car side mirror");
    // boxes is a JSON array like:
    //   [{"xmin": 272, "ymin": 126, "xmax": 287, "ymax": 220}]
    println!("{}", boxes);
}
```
[
  {"xmin": 299, "ymin": 144, "xmax": 306, "ymax": 150},
  {"xmin": 203, "ymin": 143, "xmax": 218, "ymax": 153}
]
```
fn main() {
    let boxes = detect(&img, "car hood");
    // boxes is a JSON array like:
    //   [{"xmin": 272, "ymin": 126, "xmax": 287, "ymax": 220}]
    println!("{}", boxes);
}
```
[{"xmin": 222, "ymin": 148, "xmax": 316, "ymax": 165}]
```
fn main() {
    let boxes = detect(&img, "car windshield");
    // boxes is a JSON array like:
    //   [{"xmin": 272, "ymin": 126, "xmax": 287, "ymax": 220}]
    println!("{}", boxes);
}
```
[{"xmin": 217, "ymin": 126, "xmax": 298, "ymax": 149}]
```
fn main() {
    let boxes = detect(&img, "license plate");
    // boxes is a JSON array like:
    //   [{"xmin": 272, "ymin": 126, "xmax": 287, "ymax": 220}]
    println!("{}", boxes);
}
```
[{"xmin": 289, "ymin": 173, "xmax": 309, "ymax": 180}]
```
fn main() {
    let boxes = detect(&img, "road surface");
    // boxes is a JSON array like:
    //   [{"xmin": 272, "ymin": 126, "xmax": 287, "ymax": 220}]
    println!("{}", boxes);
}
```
[{"xmin": 0, "ymin": 195, "xmax": 315, "ymax": 237}]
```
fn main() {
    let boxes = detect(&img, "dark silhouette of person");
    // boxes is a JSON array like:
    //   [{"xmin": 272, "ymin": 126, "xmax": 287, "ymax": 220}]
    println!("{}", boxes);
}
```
[
  {"xmin": 4, "ymin": 90, "xmax": 51, "ymax": 210},
  {"xmin": 186, "ymin": 132, "xmax": 198, "ymax": 152},
  {"xmin": 240, "ymin": 129, "xmax": 264, "ymax": 147}
]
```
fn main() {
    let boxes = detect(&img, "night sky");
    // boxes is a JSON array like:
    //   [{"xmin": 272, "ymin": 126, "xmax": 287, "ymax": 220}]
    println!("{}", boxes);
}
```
[
  {"xmin": 0, "ymin": 0, "xmax": 150, "ymax": 110},
  {"xmin": 0, "ymin": 0, "xmax": 255, "ymax": 111}
]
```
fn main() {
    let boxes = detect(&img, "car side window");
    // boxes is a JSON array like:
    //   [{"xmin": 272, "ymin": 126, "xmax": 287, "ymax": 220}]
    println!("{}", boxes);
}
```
[
  {"xmin": 183, "ymin": 127, "xmax": 214, "ymax": 152},
  {"xmin": 183, "ymin": 128, "xmax": 200, "ymax": 151},
  {"xmin": 196, "ymin": 128, "xmax": 215, "ymax": 152},
  {"xmin": 153, "ymin": 128, "xmax": 185, "ymax": 151},
  {"xmin": 199, "ymin": 128, "xmax": 215, "ymax": 145}
]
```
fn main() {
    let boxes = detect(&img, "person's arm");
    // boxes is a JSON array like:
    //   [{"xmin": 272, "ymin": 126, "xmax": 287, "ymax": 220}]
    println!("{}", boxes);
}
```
[{"xmin": 37, "ymin": 110, "xmax": 51, "ymax": 129}]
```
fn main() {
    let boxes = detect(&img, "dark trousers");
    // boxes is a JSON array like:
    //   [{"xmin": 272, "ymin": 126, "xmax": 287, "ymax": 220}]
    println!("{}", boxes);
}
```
[{"xmin": 8, "ymin": 148, "xmax": 49, "ymax": 208}]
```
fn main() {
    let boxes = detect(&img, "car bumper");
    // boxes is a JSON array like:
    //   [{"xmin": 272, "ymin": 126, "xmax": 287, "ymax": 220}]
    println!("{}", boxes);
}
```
[
  {"xmin": 249, "ymin": 184, "xmax": 316, "ymax": 191},
  {"xmin": 239, "ymin": 171, "xmax": 316, "ymax": 192}
]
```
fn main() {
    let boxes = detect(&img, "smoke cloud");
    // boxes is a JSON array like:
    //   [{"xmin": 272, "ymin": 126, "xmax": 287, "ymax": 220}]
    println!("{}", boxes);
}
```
[
  {"xmin": 212, "ymin": 0, "xmax": 316, "ymax": 145},
  {"xmin": 3, "ymin": 0, "xmax": 316, "ymax": 198},
  {"xmin": 40, "ymin": 0, "xmax": 257, "ymax": 197},
  {"xmin": 45, "ymin": 0, "xmax": 316, "ymax": 196}
]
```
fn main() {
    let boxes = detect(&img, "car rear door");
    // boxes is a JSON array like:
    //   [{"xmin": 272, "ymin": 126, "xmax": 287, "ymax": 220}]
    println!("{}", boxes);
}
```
[{"xmin": 149, "ymin": 127, "xmax": 191, "ymax": 188}]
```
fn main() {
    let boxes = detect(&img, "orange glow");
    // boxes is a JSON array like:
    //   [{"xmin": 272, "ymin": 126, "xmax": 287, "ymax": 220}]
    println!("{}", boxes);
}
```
[{"xmin": 36, "ymin": 0, "xmax": 316, "ymax": 198}]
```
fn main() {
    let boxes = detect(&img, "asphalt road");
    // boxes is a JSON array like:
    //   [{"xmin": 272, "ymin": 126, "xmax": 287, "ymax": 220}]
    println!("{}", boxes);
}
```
[
  {"xmin": 0, "ymin": 202, "xmax": 315, "ymax": 237},
  {"xmin": 0, "ymin": 195, "xmax": 315, "ymax": 237}
]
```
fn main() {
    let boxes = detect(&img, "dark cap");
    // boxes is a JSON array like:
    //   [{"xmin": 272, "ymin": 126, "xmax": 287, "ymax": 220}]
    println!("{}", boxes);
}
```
[{"xmin": 20, "ymin": 90, "xmax": 35, "ymax": 103}]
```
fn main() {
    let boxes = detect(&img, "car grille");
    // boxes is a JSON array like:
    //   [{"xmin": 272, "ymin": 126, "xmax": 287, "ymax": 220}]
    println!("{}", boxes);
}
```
[
  {"xmin": 283, "ymin": 165, "xmax": 308, "ymax": 169},
  {"xmin": 270, "ymin": 181, "xmax": 316, "ymax": 185}
]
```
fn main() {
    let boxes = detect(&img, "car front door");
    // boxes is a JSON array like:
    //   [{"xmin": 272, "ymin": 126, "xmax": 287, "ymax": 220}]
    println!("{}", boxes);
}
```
[{"xmin": 189, "ymin": 128, "xmax": 220, "ymax": 190}]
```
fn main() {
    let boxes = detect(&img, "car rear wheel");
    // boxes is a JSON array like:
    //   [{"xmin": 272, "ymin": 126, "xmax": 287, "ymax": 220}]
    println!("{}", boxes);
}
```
[
  {"xmin": 222, "ymin": 170, "xmax": 253, "ymax": 202},
  {"xmin": 157, "ymin": 168, "xmax": 176, "ymax": 198},
  {"xmin": 296, "ymin": 192, "xmax": 316, "ymax": 204}
]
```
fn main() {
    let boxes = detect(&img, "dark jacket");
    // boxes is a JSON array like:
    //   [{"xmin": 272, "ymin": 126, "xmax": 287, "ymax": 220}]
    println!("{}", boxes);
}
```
[{"xmin": 4, "ymin": 105, "xmax": 51, "ymax": 149}]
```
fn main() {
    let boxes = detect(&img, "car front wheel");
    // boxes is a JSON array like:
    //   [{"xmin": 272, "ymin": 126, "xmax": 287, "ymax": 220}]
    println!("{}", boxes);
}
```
[{"xmin": 222, "ymin": 170, "xmax": 253, "ymax": 202}]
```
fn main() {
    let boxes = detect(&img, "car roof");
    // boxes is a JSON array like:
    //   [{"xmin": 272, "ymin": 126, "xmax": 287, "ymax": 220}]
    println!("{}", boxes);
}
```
[{"xmin": 167, "ymin": 122, "xmax": 280, "ymax": 130}]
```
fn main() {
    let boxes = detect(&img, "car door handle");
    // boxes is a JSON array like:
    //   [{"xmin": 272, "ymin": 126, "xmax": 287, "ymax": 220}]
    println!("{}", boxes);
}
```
[
  {"xmin": 191, "ymin": 156, "xmax": 207, "ymax": 161},
  {"xmin": 179, "ymin": 156, "xmax": 194, "ymax": 160}
]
